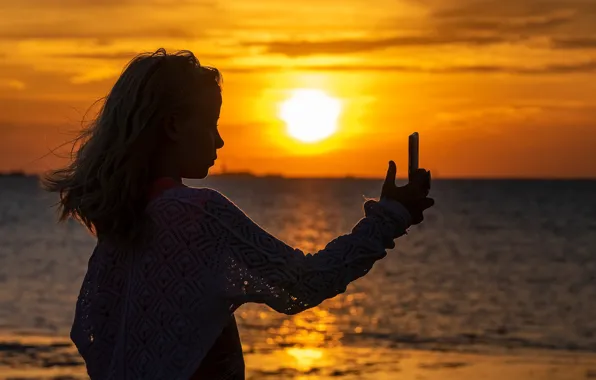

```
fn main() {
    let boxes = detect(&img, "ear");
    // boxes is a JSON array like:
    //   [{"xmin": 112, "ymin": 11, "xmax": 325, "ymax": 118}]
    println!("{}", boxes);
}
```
[{"xmin": 164, "ymin": 115, "xmax": 179, "ymax": 141}]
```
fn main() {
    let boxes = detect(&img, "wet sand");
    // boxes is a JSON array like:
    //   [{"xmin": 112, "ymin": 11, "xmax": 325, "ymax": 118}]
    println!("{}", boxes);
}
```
[
  {"xmin": 245, "ymin": 346, "xmax": 596, "ymax": 380},
  {"xmin": 1, "ymin": 334, "xmax": 596, "ymax": 380}
]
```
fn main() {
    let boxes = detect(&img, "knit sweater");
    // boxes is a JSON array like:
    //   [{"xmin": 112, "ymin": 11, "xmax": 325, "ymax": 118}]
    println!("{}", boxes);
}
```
[{"xmin": 70, "ymin": 184, "xmax": 412, "ymax": 379}]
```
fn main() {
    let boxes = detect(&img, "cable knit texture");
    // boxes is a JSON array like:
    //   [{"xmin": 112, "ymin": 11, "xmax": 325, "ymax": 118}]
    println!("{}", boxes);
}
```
[{"xmin": 70, "ymin": 186, "xmax": 411, "ymax": 380}]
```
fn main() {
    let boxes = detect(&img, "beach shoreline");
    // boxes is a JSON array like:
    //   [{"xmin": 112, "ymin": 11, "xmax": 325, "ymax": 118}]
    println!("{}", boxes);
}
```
[{"xmin": 1, "ymin": 334, "xmax": 596, "ymax": 380}]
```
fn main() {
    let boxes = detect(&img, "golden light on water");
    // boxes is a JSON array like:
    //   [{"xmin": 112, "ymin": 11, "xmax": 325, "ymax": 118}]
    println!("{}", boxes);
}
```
[
  {"xmin": 285, "ymin": 348, "xmax": 324, "ymax": 371},
  {"xmin": 279, "ymin": 89, "xmax": 342, "ymax": 143}
]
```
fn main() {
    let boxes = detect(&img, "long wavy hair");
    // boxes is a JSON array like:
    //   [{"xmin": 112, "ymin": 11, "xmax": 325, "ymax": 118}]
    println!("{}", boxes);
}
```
[{"xmin": 43, "ymin": 48, "xmax": 222, "ymax": 244}]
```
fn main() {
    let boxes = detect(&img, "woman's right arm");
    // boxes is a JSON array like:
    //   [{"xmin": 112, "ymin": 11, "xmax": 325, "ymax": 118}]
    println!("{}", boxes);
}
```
[{"xmin": 177, "ymin": 188, "xmax": 412, "ymax": 315}]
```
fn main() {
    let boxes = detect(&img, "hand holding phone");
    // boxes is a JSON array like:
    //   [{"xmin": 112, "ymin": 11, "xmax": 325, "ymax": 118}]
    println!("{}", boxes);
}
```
[{"xmin": 380, "ymin": 133, "xmax": 434, "ymax": 224}]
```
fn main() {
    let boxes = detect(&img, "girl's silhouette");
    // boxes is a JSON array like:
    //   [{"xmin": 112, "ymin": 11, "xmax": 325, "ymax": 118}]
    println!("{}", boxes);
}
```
[{"xmin": 44, "ymin": 48, "xmax": 434, "ymax": 380}]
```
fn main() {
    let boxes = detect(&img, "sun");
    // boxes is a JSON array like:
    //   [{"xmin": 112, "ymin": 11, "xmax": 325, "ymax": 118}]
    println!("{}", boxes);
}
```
[{"xmin": 279, "ymin": 89, "xmax": 342, "ymax": 143}]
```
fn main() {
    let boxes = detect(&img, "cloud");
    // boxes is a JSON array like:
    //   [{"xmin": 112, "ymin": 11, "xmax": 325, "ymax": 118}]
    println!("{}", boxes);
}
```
[
  {"xmin": 0, "ymin": 25, "xmax": 198, "ymax": 40},
  {"xmin": 0, "ymin": 79, "xmax": 26, "ymax": 90},
  {"xmin": 440, "ymin": 1, "xmax": 595, "ymax": 29},
  {"xmin": 0, "ymin": 62, "xmax": 115, "ymax": 100},
  {"xmin": 0, "ymin": 0, "xmax": 217, "ymax": 41},
  {"xmin": 430, "ymin": 61, "xmax": 596, "ymax": 74},
  {"xmin": 0, "ymin": 0, "xmax": 216, "ymax": 9},
  {"xmin": 54, "ymin": 52, "xmax": 142, "ymax": 60},
  {"xmin": 425, "ymin": 0, "xmax": 596, "ymax": 20},
  {"xmin": 552, "ymin": 36, "xmax": 596, "ymax": 49},
  {"xmin": 435, "ymin": 106, "xmax": 544, "ymax": 126},
  {"xmin": 242, "ymin": 1, "xmax": 592, "ymax": 57},
  {"xmin": 55, "ymin": 51, "xmax": 233, "ymax": 61},
  {"xmin": 437, "ymin": 13, "xmax": 572, "ymax": 33},
  {"xmin": 531, "ymin": 61, "xmax": 596, "ymax": 74},
  {"xmin": 248, "ymin": 35, "xmax": 510, "ymax": 56},
  {"xmin": 221, "ymin": 60, "xmax": 596, "ymax": 75},
  {"xmin": 412, "ymin": 0, "xmax": 596, "ymax": 49}
]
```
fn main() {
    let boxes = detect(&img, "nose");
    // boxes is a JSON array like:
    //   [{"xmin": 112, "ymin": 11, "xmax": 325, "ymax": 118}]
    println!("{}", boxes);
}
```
[{"xmin": 215, "ymin": 130, "xmax": 224, "ymax": 150}]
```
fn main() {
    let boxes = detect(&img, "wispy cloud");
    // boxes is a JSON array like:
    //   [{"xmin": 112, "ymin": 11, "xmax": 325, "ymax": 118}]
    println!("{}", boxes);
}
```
[
  {"xmin": 427, "ymin": 0, "xmax": 593, "ymax": 20},
  {"xmin": 0, "ymin": 0, "xmax": 216, "ymax": 9},
  {"xmin": 54, "ymin": 52, "xmax": 143, "ymax": 60},
  {"xmin": 552, "ymin": 36, "xmax": 596, "ymax": 49},
  {"xmin": 247, "ymin": 35, "xmax": 511, "ymax": 56},
  {"xmin": 53, "ymin": 51, "xmax": 232, "ymax": 61},
  {"xmin": 222, "ymin": 60, "xmax": 596, "ymax": 75},
  {"xmin": 429, "ymin": 61, "xmax": 596, "ymax": 74},
  {"xmin": 416, "ymin": 0, "xmax": 596, "ymax": 50},
  {"xmin": 242, "ymin": 1, "xmax": 594, "ymax": 57},
  {"xmin": 0, "ymin": 25, "xmax": 198, "ymax": 40},
  {"xmin": 435, "ymin": 106, "xmax": 544, "ymax": 126},
  {"xmin": 436, "ymin": 13, "xmax": 573, "ymax": 33},
  {"xmin": 0, "ymin": 0, "xmax": 217, "ymax": 41}
]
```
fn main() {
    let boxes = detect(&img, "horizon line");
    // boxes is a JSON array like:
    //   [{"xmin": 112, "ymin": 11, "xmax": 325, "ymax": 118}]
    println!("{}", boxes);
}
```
[{"xmin": 1, "ymin": 171, "xmax": 594, "ymax": 181}]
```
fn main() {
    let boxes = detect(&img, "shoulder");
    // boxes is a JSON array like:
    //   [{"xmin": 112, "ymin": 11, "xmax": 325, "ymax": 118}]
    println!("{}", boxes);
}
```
[
  {"xmin": 152, "ymin": 186, "xmax": 238, "ymax": 213},
  {"xmin": 146, "ymin": 186, "xmax": 239, "ymax": 228}
]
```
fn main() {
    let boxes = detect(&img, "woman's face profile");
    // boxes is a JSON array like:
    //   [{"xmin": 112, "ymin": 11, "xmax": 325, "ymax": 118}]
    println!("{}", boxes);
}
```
[{"xmin": 176, "ymin": 89, "xmax": 224, "ymax": 179}]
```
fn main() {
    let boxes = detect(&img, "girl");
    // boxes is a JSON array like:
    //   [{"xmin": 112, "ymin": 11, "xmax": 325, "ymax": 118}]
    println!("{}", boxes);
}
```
[{"xmin": 44, "ymin": 48, "xmax": 434, "ymax": 380}]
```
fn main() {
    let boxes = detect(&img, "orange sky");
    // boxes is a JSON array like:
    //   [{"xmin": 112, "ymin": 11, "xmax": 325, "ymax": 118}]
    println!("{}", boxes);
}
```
[{"xmin": 0, "ymin": 0, "xmax": 595, "ymax": 178}]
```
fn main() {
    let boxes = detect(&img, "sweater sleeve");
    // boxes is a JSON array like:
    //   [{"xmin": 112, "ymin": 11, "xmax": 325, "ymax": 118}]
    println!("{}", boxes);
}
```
[{"xmin": 180, "ymin": 188, "xmax": 412, "ymax": 315}]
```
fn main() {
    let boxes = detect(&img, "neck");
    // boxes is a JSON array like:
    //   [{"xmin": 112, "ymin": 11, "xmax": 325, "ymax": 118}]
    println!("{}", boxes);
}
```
[
  {"xmin": 150, "ymin": 168, "xmax": 182, "ymax": 183},
  {"xmin": 152, "ymin": 172, "xmax": 182, "ymax": 183},
  {"xmin": 151, "ymin": 146, "xmax": 182, "ymax": 182}
]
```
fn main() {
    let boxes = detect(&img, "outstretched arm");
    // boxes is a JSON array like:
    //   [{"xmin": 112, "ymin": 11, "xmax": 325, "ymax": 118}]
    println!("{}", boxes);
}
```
[{"xmin": 181, "ymin": 188, "xmax": 411, "ymax": 315}]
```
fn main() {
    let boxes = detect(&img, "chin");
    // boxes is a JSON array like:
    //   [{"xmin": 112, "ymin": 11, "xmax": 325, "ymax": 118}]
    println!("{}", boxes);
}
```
[
  {"xmin": 196, "ymin": 169, "xmax": 209, "ymax": 179},
  {"xmin": 183, "ymin": 167, "xmax": 210, "ymax": 180}
]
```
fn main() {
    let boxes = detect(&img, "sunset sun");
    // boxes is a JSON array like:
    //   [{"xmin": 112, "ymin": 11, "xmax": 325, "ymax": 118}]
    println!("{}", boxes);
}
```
[{"xmin": 279, "ymin": 89, "xmax": 342, "ymax": 143}]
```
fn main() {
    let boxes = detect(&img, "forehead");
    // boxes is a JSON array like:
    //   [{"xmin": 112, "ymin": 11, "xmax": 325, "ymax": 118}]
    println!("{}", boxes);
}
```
[{"xmin": 196, "ymin": 86, "xmax": 222, "ymax": 116}]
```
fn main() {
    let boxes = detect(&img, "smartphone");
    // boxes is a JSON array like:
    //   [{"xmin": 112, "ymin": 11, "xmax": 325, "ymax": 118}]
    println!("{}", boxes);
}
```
[{"xmin": 408, "ymin": 132, "xmax": 419, "ymax": 182}]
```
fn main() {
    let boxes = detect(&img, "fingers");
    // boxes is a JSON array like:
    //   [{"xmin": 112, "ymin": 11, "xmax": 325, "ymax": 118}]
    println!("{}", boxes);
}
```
[
  {"xmin": 409, "ymin": 169, "xmax": 431, "ymax": 195},
  {"xmin": 418, "ymin": 183, "xmax": 430, "ymax": 197},
  {"xmin": 404, "ymin": 197, "xmax": 435, "ymax": 225},
  {"xmin": 384, "ymin": 160, "xmax": 397, "ymax": 187},
  {"xmin": 407, "ymin": 184, "xmax": 428, "ymax": 199},
  {"xmin": 410, "ymin": 168, "xmax": 429, "ymax": 183},
  {"xmin": 405, "ymin": 181, "xmax": 429, "ymax": 198},
  {"xmin": 385, "ymin": 164, "xmax": 432, "ymax": 204}
]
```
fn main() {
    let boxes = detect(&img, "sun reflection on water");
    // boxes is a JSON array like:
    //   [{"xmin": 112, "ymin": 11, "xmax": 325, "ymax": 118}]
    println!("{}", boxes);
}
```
[{"xmin": 285, "ymin": 347, "xmax": 324, "ymax": 371}]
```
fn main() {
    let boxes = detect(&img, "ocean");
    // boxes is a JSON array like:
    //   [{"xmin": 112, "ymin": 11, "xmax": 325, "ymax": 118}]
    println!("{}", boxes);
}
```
[{"xmin": 1, "ymin": 176, "xmax": 595, "ymax": 379}]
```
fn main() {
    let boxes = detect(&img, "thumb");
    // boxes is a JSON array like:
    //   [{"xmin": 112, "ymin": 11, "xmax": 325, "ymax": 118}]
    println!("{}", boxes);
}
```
[{"xmin": 384, "ymin": 160, "xmax": 397, "ymax": 187}]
